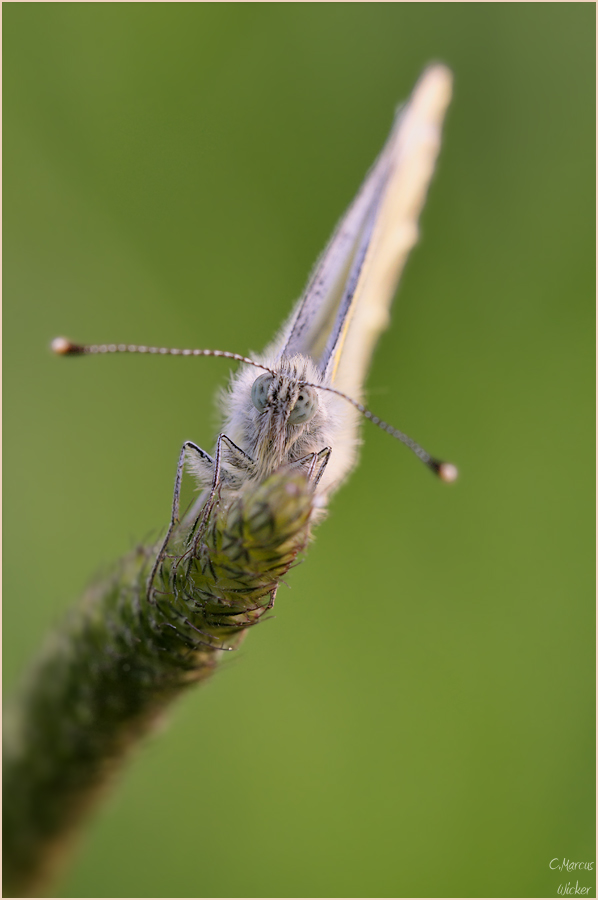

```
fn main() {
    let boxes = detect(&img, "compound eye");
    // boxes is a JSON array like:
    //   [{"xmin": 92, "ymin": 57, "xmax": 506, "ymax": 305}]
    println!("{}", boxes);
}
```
[
  {"xmin": 288, "ymin": 386, "xmax": 318, "ymax": 425},
  {"xmin": 251, "ymin": 373, "xmax": 273, "ymax": 412}
]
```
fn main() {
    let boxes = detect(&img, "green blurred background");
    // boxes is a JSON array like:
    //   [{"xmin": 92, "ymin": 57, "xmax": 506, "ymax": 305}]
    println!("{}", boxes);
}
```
[{"xmin": 4, "ymin": 5, "xmax": 595, "ymax": 898}]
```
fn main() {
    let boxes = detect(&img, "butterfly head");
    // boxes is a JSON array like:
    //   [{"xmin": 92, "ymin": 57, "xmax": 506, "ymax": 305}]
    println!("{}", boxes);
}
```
[
  {"xmin": 251, "ymin": 372, "xmax": 319, "ymax": 426},
  {"xmin": 221, "ymin": 355, "xmax": 330, "ymax": 477}
]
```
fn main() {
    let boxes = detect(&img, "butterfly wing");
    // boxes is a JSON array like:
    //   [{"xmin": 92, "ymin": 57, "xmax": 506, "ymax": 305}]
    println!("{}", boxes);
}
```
[
  {"xmin": 326, "ymin": 65, "xmax": 453, "ymax": 401},
  {"xmin": 273, "ymin": 127, "xmax": 395, "ymax": 366},
  {"xmin": 228, "ymin": 66, "xmax": 453, "ymax": 496},
  {"xmin": 273, "ymin": 65, "xmax": 453, "ymax": 405}
]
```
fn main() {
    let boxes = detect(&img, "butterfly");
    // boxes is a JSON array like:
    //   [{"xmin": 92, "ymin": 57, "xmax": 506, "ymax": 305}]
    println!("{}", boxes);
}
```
[{"xmin": 53, "ymin": 64, "xmax": 457, "ymax": 606}]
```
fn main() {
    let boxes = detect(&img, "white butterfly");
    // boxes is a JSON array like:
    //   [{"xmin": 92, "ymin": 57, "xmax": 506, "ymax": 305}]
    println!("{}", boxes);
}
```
[
  {"xmin": 53, "ymin": 65, "xmax": 457, "ymax": 599},
  {"xmin": 214, "ymin": 64, "xmax": 456, "ymax": 504}
]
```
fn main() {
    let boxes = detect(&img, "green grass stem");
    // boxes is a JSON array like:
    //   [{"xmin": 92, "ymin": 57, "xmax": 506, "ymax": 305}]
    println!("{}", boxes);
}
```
[{"xmin": 3, "ymin": 471, "xmax": 313, "ymax": 897}]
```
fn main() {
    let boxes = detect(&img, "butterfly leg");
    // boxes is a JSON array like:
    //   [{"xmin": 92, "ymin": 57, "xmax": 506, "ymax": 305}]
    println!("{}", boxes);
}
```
[
  {"xmin": 290, "ymin": 446, "xmax": 332, "ymax": 486},
  {"xmin": 263, "ymin": 449, "xmax": 330, "ymax": 611},
  {"xmin": 146, "ymin": 440, "xmax": 214, "ymax": 603},
  {"xmin": 170, "ymin": 434, "xmax": 256, "ymax": 592},
  {"xmin": 187, "ymin": 433, "xmax": 226, "ymax": 554},
  {"xmin": 188, "ymin": 433, "xmax": 256, "ymax": 554},
  {"xmin": 313, "ymin": 447, "xmax": 331, "ymax": 487}
]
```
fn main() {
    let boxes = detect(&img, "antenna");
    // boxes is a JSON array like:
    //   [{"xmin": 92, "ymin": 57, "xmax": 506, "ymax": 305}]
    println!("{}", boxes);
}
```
[{"xmin": 51, "ymin": 337, "xmax": 458, "ymax": 483}]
